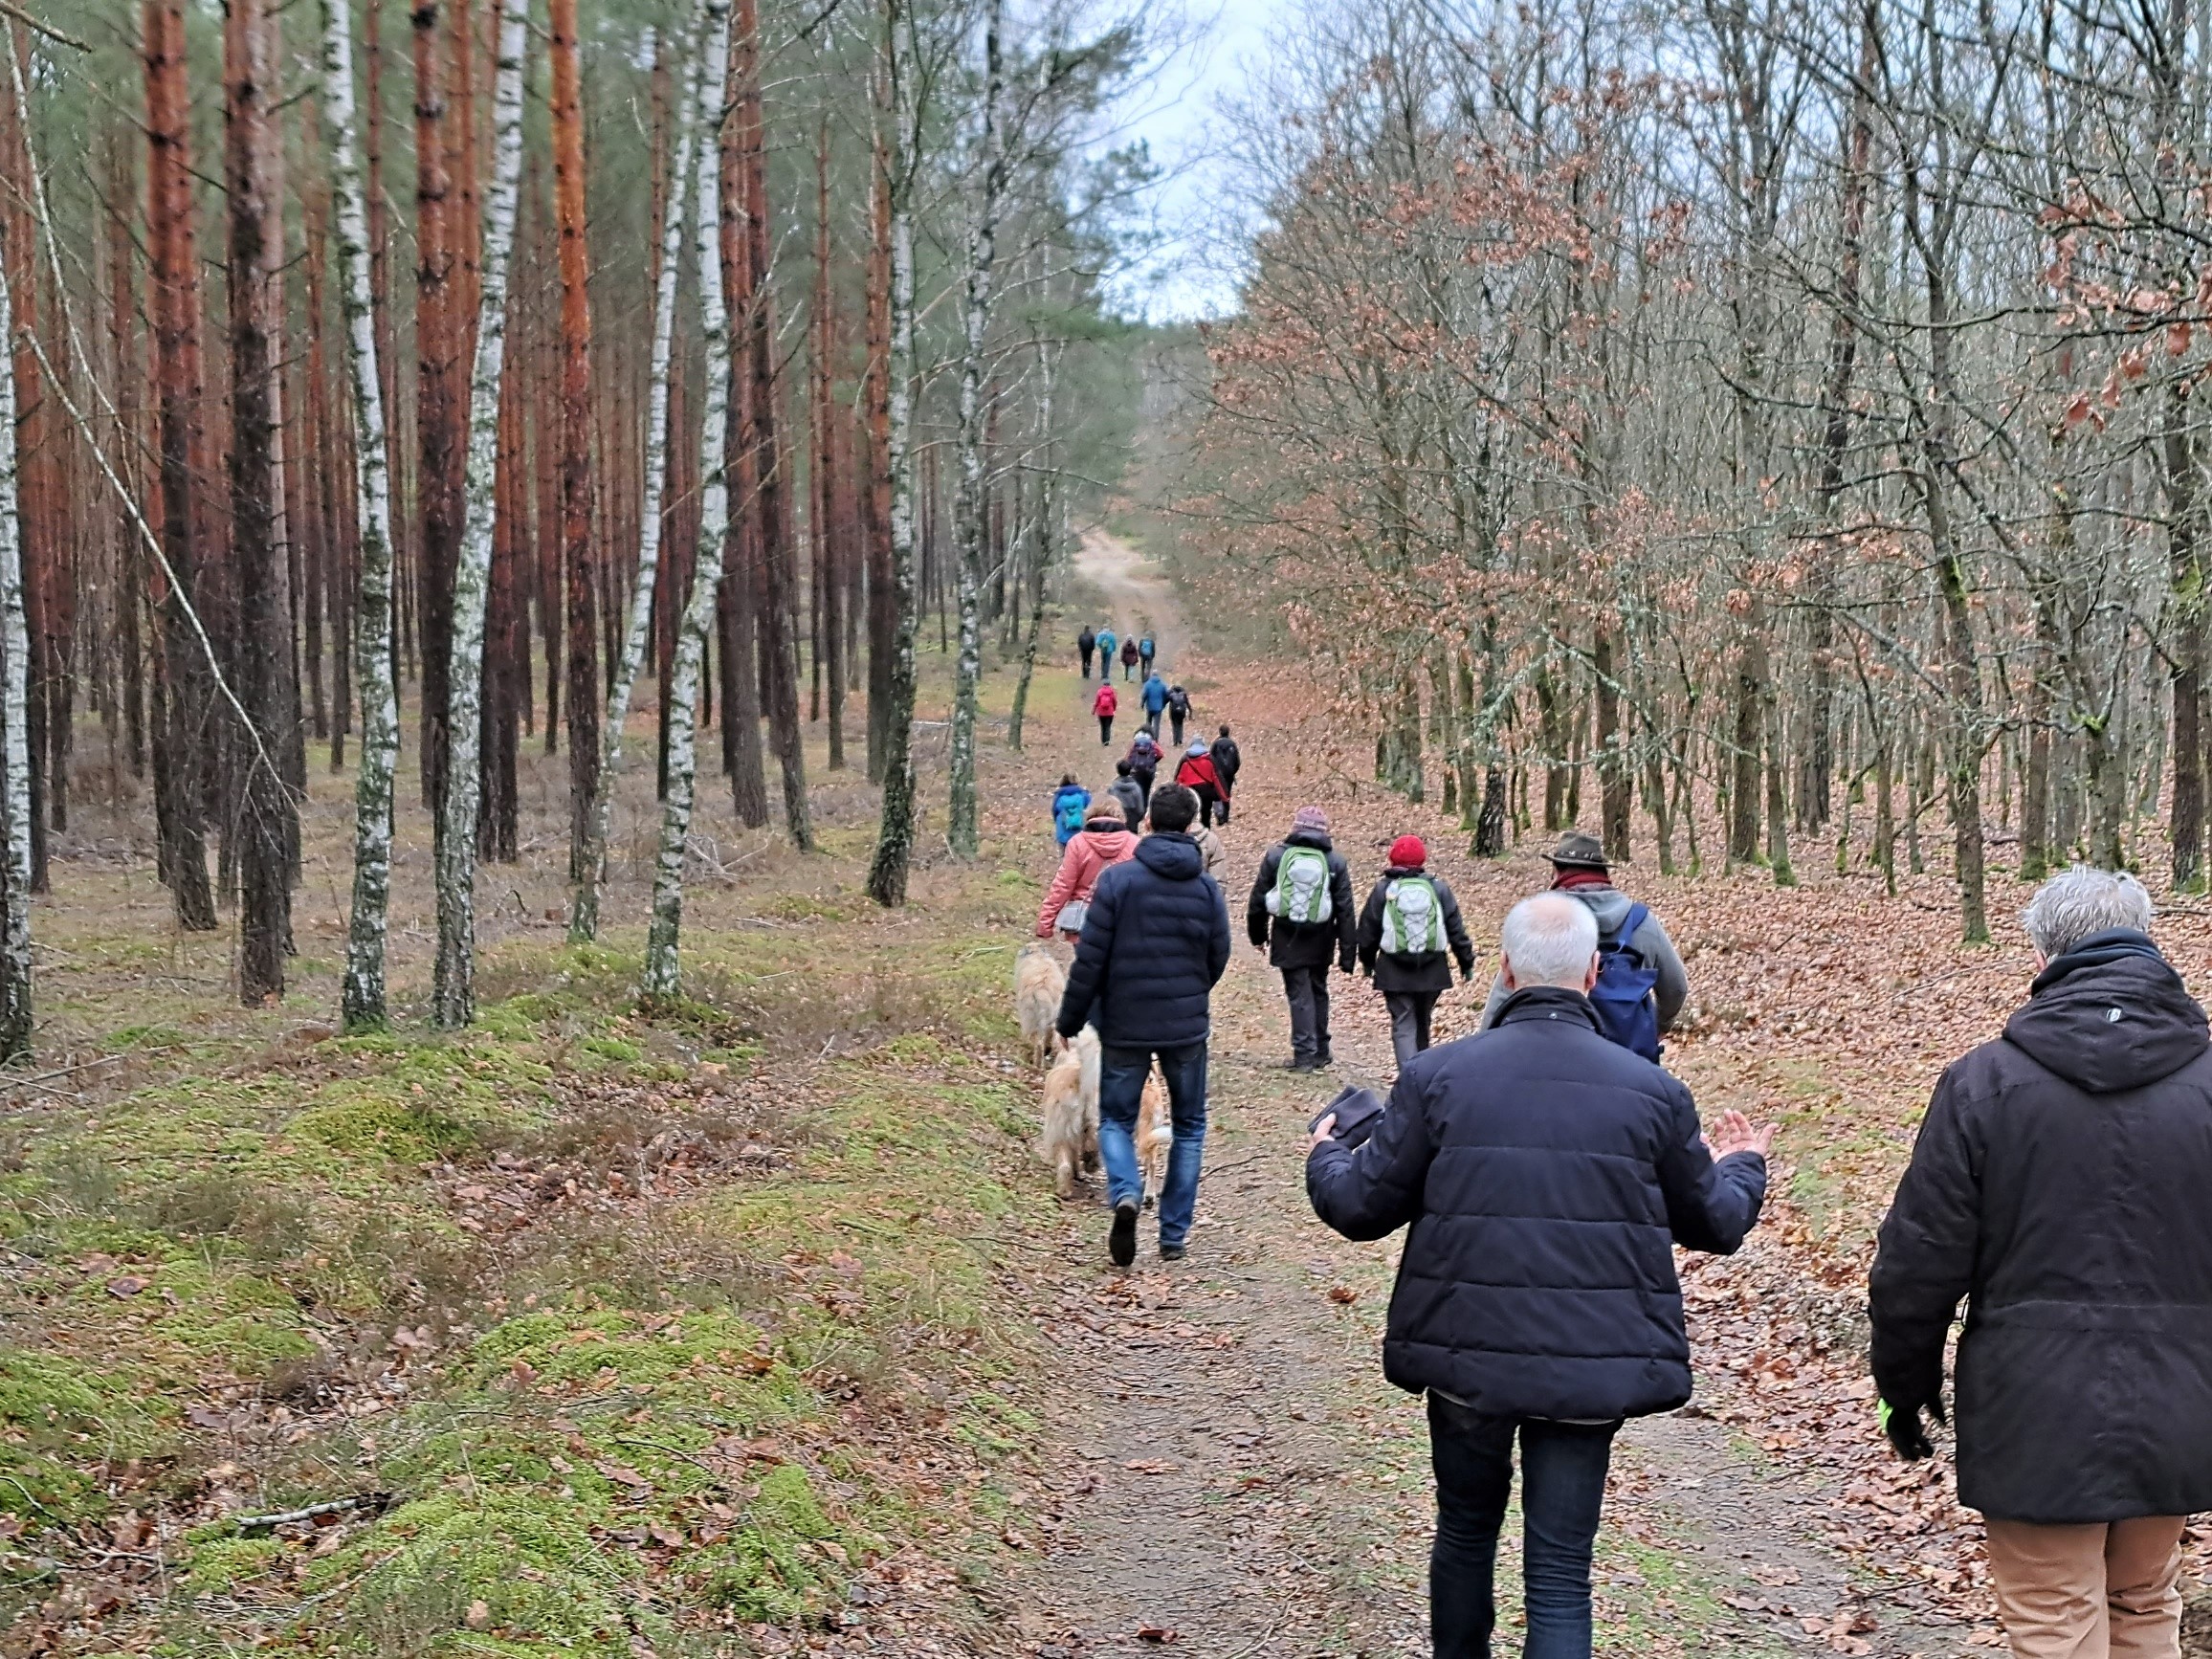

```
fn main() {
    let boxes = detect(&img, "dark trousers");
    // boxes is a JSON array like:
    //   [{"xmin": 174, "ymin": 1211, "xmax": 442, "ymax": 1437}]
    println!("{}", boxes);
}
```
[
  {"xmin": 1170, "ymin": 713, "xmax": 1186, "ymax": 746},
  {"xmin": 1079, "ymin": 647, "xmax": 1094, "ymax": 677},
  {"xmin": 1385, "ymin": 990, "xmax": 1440, "ymax": 1070},
  {"xmin": 1280, "ymin": 963, "xmax": 1333, "ymax": 1064},
  {"xmin": 1133, "ymin": 769, "xmax": 1155, "ymax": 813},
  {"xmin": 1194, "ymin": 785, "xmax": 1221, "ymax": 828},
  {"xmin": 1098, "ymin": 716, "xmax": 1113, "ymax": 745},
  {"xmin": 1123, "ymin": 659, "xmax": 1137, "ymax": 680},
  {"xmin": 1140, "ymin": 653, "xmax": 1154, "ymax": 678},
  {"xmin": 1427, "ymin": 1396, "xmax": 1618, "ymax": 1659}
]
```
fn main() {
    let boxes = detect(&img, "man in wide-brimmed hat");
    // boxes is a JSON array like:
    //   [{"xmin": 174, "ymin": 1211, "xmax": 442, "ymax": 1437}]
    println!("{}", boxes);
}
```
[{"xmin": 1480, "ymin": 830, "xmax": 1687, "ymax": 1058}]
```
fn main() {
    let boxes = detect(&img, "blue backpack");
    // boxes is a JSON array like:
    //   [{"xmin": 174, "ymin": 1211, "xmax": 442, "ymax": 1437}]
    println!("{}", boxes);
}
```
[
  {"xmin": 1053, "ymin": 788, "xmax": 1090, "ymax": 843},
  {"xmin": 1587, "ymin": 902, "xmax": 1661, "ymax": 1060}
]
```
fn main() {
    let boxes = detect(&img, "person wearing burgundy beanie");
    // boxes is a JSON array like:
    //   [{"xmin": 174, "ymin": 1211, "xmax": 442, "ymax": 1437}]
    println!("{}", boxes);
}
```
[
  {"xmin": 1358, "ymin": 835, "xmax": 1478, "ymax": 1069},
  {"xmin": 1480, "ymin": 831, "xmax": 1687, "ymax": 1049}
]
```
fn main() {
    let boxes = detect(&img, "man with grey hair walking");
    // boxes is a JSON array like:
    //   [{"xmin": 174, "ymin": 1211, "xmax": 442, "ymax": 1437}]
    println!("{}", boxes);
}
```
[
  {"xmin": 1307, "ymin": 891, "xmax": 1772, "ymax": 1658},
  {"xmin": 1870, "ymin": 864, "xmax": 2212, "ymax": 1659}
]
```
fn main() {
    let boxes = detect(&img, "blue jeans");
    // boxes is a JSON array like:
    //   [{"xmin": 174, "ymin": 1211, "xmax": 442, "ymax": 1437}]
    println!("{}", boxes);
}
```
[
  {"xmin": 1096, "ymin": 1041, "xmax": 1207, "ymax": 1249},
  {"xmin": 1427, "ymin": 1394, "xmax": 1618, "ymax": 1658}
]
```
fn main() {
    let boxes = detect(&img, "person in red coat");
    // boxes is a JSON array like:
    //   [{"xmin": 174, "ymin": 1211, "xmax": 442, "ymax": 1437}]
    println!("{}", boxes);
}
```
[
  {"xmin": 1093, "ymin": 680, "xmax": 1117, "ymax": 746},
  {"xmin": 1174, "ymin": 741, "xmax": 1228, "ymax": 828}
]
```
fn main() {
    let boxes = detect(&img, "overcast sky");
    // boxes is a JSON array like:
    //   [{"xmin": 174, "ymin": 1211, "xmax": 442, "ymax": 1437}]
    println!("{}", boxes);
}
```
[{"xmin": 1105, "ymin": 0, "xmax": 1283, "ymax": 321}]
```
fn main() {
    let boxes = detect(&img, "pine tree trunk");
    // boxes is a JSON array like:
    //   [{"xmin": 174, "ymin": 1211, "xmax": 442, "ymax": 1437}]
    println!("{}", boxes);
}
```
[
  {"xmin": 717, "ymin": 42, "xmax": 769, "ymax": 825},
  {"xmin": 643, "ymin": 0, "xmax": 736, "ymax": 1003},
  {"xmin": 864, "ymin": 115, "xmax": 894, "ymax": 784},
  {"xmin": 414, "ymin": 0, "xmax": 459, "ymax": 813},
  {"xmin": 946, "ymin": 0, "xmax": 1006, "ymax": 861},
  {"xmin": 321, "ymin": 0, "xmax": 403, "ymax": 1031},
  {"xmin": 550, "ymin": 0, "xmax": 599, "ymax": 882},
  {"xmin": 430, "ymin": 0, "xmax": 530, "ymax": 1029},
  {"xmin": 813, "ymin": 120, "xmax": 845, "ymax": 772},
  {"xmin": 566, "ymin": 19, "xmax": 702, "ymax": 941},
  {"xmin": 143, "ymin": 0, "xmax": 218, "ymax": 932},
  {"xmin": 865, "ymin": 0, "xmax": 922, "ymax": 908},
  {"xmin": 227, "ymin": 0, "xmax": 296, "ymax": 1006}
]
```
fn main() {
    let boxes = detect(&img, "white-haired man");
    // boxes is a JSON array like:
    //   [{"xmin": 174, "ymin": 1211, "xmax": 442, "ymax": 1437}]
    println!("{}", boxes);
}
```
[
  {"xmin": 1871, "ymin": 865, "xmax": 2212, "ymax": 1659},
  {"xmin": 1306, "ymin": 891, "xmax": 1772, "ymax": 1659}
]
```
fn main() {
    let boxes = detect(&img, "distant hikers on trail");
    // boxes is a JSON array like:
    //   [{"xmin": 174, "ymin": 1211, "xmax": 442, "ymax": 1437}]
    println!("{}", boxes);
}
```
[
  {"xmin": 1093, "ymin": 680, "xmax": 1117, "ymax": 746},
  {"xmin": 1308, "ymin": 890, "xmax": 1773, "ymax": 1659},
  {"xmin": 1165, "ymin": 683, "xmax": 1191, "ymax": 746},
  {"xmin": 1120, "ymin": 635, "xmax": 1140, "ymax": 680},
  {"xmin": 1139, "ymin": 633, "xmax": 1157, "ymax": 677},
  {"xmin": 1095, "ymin": 626, "xmax": 1117, "ymax": 675},
  {"xmin": 1106, "ymin": 761, "xmax": 1145, "ymax": 831},
  {"xmin": 1173, "ymin": 740, "xmax": 1228, "ymax": 830},
  {"xmin": 1126, "ymin": 729, "xmax": 1162, "ymax": 810},
  {"xmin": 1077, "ymin": 625, "xmax": 1097, "ymax": 679},
  {"xmin": 1209, "ymin": 726, "xmax": 1239, "ymax": 823},
  {"xmin": 1871, "ymin": 865, "xmax": 2212, "ymax": 1659},
  {"xmin": 1141, "ymin": 671, "xmax": 1169, "ymax": 734}
]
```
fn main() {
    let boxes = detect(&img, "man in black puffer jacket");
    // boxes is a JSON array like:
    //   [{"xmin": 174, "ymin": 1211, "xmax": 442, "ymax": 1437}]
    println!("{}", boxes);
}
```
[
  {"xmin": 1057, "ymin": 785, "xmax": 1231, "ymax": 1269},
  {"xmin": 1308, "ymin": 891, "xmax": 1771, "ymax": 1659},
  {"xmin": 1870, "ymin": 865, "xmax": 2212, "ymax": 1658}
]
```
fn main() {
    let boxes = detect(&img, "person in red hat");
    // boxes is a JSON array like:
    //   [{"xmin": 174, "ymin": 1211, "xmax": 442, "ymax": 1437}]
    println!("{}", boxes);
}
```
[{"xmin": 1357, "ymin": 834, "xmax": 1477, "ymax": 1068}]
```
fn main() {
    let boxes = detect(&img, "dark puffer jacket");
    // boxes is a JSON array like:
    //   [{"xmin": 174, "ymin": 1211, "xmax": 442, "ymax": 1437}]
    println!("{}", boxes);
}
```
[
  {"xmin": 1056, "ymin": 831, "xmax": 1231, "ymax": 1050},
  {"xmin": 1247, "ymin": 830, "xmax": 1357, "ymax": 971},
  {"xmin": 1308, "ymin": 987, "xmax": 1767, "ymax": 1420},
  {"xmin": 1869, "ymin": 931, "xmax": 2212, "ymax": 1523},
  {"xmin": 1357, "ymin": 866, "xmax": 1476, "ymax": 993}
]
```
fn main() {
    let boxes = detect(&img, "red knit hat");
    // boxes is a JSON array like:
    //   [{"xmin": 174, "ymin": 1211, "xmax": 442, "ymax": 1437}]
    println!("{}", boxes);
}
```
[{"xmin": 1389, "ymin": 835, "xmax": 1427, "ymax": 869}]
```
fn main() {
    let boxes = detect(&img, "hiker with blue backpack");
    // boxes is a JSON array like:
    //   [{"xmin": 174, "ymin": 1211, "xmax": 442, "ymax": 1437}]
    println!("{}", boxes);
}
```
[
  {"xmin": 1249, "ymin": 806, "xmax": 1359, "ymax": 1071},
  {"xmin": 1359, "ymin": 835, "xmax": 1477, "ymax": 1069},
  {"xmin": 1051, "ymin": 775, "xmax": 1092, "ymax": 848},
  {"xmin": 1481, "ymin": 830, "xmax": 1687, "ymax": 1059}
]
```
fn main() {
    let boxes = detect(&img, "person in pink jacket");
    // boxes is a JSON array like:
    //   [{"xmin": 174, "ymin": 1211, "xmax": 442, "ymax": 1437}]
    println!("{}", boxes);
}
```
[
  {"xmin": 1094, "ymin": 680, "xmax": 1118, "ymax": 746},
  {"xmin": 1036, "ymin": 808, "xmax": 1138, "ymax": 940}
]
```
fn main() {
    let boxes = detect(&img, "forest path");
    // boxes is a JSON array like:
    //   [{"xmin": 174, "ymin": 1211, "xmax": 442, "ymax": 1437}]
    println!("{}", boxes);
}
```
[
  {"xmin": 1074, "ymin": 528, "xmax": 1186, "ymax": 665},
  {"xmin": 974, "ymin": 535, "xmax": 1981, "ymax": 1657}
]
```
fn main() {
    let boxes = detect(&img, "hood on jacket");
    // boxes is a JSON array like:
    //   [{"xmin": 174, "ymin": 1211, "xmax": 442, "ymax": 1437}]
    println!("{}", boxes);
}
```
[
  {"xmin": 1382, "ymin": 863, "xmax": 1425, "ymax": 881},
  {"xmin": 2004, "ymin": 935, "xmax": 2208, "ymax": 1094},
  {"xmin": 1559, "ymin": 881, "xmax": 1636, "ymax": 938},
  {"xmin": 1285, "ymin": 828, "xmax": 1335, "ymax": 854},
  {"xmin": 1075, "ymin": 826, "xmax": 1136, "ymax": 859},
  {"xmin": 1135, "ymin": 832, "xmax": 1205, "ymax": 880}
]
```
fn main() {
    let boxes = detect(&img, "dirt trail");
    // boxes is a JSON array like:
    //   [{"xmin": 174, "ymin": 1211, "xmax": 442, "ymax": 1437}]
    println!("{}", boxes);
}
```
[{"xmin": 980, "ymin": 533, "xmax": 1979, "ymax": 1657}]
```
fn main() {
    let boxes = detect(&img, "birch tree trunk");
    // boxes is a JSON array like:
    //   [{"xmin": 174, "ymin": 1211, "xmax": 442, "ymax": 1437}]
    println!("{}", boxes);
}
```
[
  {"xmin": 321, "ymin": 0, "xmax": 402, "ymax": 1033},
  {"xmin": 431, "ymin": 0, "xmax": 530, "ymax": 1029},
  {"xmin": 1006, "ymin": 338, "xmax": 1055, "ymax": 752},
  {"xmin": 568, "ymin": 2, "xmax": 703, "ymax": 943},
  {"xmin": 642, "ymin": 0, "xmax": 735, "ymax": 1003},
  {"xmin": 945, "ymin": 0, "xmax": 1006, "ymax": 860},
  {"xmin": 864, "ymin": 0, "xmax": 922, "ymax": 907},
  {"xmin": 0, "ymin": 239, "xmax": 31, "ymax": 1062}
]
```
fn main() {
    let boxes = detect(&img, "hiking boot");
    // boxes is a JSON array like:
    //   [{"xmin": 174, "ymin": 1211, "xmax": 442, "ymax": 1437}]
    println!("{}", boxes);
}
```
[
  {"xmin": 1108, "ymin": 1201, "xmax": 1139, "ymax": 1268},
  {"xmin": 1159, "ymin": 1243, "xmax": 1187, "ymax": 1263},
  {"xmin": 1281, "ymin": 1056, "xmax": 1317, "ymax": 1073}
]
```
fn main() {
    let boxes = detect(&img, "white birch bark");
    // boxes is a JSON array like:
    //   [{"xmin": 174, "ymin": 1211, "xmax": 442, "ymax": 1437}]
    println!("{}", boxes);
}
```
[
  {"xmin": 320, "ymin": 0, "xmax": 401, "ymax": 1031},
  {"xmin": 864, "ymin": 6, "xmax": 923, "ymax": 908},
  {"xmin": 641, "ymin": 0, "xmax": 735, "ymax": 1002},
  {"xmin": 945, "ymin": 0, "xmax": 1006, "ymax": 860},
  {"xmin": 0, "ymin": 245, "xmax": 33, "ymax": 1063},
  {"xmin": 568, "ymin": 1, "xmax": 706, "ymax": 944},
  {"xmin": 431, "ymin": 0, "xmax": 531, "ymax": 1029}
]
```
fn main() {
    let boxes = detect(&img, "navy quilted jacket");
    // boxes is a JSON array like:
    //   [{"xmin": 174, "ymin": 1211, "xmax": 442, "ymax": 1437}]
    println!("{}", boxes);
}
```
[
  {"xmin": 1307, "ymin": 986, "xmax": 1767, "ymax": 1420},
  {"xmin": 1056, "ymin": 831, "xmax": 1230, "ymax": 1050}
]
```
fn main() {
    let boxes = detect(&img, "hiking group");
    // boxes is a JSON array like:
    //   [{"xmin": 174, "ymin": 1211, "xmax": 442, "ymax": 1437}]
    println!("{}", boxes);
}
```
[{"xmin": 1040, "ymin": 628, "xmax": 2205, "ymax": 1659}]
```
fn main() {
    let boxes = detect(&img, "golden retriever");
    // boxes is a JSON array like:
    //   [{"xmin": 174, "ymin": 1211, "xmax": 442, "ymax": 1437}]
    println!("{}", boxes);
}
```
[
  {"xmin": 1012, "ymin": 942, "xmax": 1067, "ymax": 1068},
  {"xmin": 1137, "ymin": 1069, "xmax": 1172, "ymax": 1209},
  {"xmin": 1038, "ymin": 1029, "xmax": 1101, "ymax": 1199}
]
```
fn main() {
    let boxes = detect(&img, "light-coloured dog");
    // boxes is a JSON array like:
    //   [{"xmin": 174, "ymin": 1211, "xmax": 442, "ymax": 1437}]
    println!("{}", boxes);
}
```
[
  {"xmin": 1012, "ymin": 942, "xmax": 1067, "ymax": 1068},
  {"xmin": 1038, "ymin": 1028, "xmax": 1102, "ymax": 1199},
  {"xmin": 1136, "ymin": 1068, "xmax": 1172, "ymax": 1209}
]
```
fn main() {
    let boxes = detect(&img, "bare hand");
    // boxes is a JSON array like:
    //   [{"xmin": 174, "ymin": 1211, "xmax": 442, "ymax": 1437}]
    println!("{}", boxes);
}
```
[
  {"xmin": 1708, "ymin": 1110, "xmax": 1775, "ymax": 1161},
  {"xmin": 1307, "ymin": 1114, "xmax": 1337, "ymax": 1153}
]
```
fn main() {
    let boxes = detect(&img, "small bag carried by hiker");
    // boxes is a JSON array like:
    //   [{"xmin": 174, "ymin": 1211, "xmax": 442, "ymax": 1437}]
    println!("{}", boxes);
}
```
[
  {"xmin": 1309, "ymin": 1085, "xmax": 1385, "ymax": 1150},
  {"xmin": 1588, "ymin": 901, "xmax": 1662, "ymax": 1061},
  {"xmin": 1380, "ymin": 875, "xmax": 1446, "ymax": 955},
  {"xmin": 1267, "ymin": 846, "xmax": 1334, "ymax": 923},
  {"xmin": 1054, "ymin": 900, "xmax": 1090, "ymax": 936}
]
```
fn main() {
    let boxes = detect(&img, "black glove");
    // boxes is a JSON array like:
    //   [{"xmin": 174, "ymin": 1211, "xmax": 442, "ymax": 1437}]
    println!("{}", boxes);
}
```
[{"xmin": 1879, "ymin": 1395, "xmax": 1944, "ymax": 1461}]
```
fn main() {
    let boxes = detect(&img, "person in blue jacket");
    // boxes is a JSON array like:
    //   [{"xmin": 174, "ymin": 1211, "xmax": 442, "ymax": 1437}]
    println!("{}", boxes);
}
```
[
  {"xmin": 1096, "ymin": 627, "xmax": 1118, "ymax": 675},
  {"xmin": 1307, "ymin": 891, "xmax": 1772, "ymax": 1659},
  {"xmin": 1140, "ymin": 671, "xmax": 1170, "ymax": 735},
  {"xmin": 1051, "ymin": 775, "xmax": 1091, "ymax": 847}
]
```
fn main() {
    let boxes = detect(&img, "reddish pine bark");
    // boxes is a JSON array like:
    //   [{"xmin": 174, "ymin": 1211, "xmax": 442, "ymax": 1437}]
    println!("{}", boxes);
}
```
[{"xmin": 413, "ymin": 0, "xmax": 460, "ymax": 812}]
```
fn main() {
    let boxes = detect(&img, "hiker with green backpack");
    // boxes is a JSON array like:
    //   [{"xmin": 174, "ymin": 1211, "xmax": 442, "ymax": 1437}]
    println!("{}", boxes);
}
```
[
  {"xmin": 1358, "ymin": 836, "xmax": 1477, "ymax": 1069},
  {"xmin": 1248, "ymin": 806, "xmax": 1358, "ymax": 1071}
]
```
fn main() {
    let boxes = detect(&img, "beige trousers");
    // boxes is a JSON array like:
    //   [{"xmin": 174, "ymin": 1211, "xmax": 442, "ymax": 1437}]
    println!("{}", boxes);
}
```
[{"xmin": 1984, "ymin": 1515, "xmax": 2186, "ymax": 1659}]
